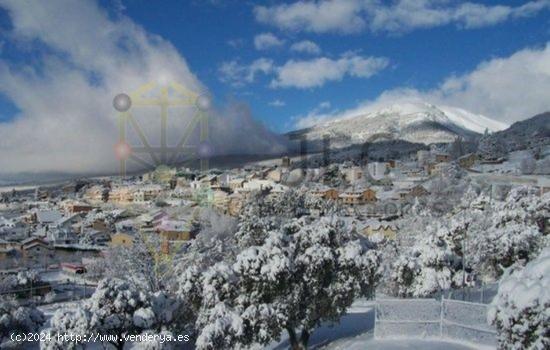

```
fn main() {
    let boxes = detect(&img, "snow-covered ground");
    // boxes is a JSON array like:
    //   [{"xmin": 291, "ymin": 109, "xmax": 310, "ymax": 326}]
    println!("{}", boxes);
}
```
[{"xmin": 267, "ymin": 299, "xmax": 486, "ymax": 350}]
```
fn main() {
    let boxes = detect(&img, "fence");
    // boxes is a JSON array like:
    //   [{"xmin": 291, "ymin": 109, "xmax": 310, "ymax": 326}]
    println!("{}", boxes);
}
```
[
  {"xmin": 0, "ymin": 281, "xmax": 96, "ymax": 306},
  {"xmin": 434, "ymin": 283, "xmax": 499, "ymax": 304},
  {"xmin": 375, "ymin": 297, "xmax": 496, "ymax": 347}
]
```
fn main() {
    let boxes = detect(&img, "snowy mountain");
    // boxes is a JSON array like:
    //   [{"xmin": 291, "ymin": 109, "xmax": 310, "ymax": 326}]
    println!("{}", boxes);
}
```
[{"xmin": 291, "ymin": 102, "xmax": 508, "ymax": 147}]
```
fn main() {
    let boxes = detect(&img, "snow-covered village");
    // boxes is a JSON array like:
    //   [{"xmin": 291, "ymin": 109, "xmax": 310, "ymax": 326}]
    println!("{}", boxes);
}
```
[{"xmin": 0, "ymin": 1, "xmax": 549, "ymax": 350}]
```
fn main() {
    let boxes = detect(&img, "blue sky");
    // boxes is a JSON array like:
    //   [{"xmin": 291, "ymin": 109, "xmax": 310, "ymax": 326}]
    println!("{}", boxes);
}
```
[
  {"xmin": 0, "ymin": 0, "xmax": 549, "ymax": 174},
  {"xmin": 116, "ymin": 0, "xmax": 549, "ymax": 131},
  {"xmin": 1, "ymin": 1, "xmax": 549, "ymax": 132}
]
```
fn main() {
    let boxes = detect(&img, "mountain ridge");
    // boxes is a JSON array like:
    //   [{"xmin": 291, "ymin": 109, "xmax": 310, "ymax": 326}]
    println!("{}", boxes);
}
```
[{"xmin": 289, "ymin": 101, "xmax": 509, "ymax": 148}]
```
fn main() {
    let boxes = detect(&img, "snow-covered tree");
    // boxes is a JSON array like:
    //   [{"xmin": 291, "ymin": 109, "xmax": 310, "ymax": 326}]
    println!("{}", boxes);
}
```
[
  {"xmin": 0, "ymin": 297, "xmax": 44, "ymax": 344},
  {"xmin": 468, "ymin": 187, "xmax": 548, "ymax": 281},
  {"xmin": 195, "ymin": 302, "xmax": 244, "ymax": 350},
  {"xmin": 0, "ymin": 270, "xmax": 46, "ymax": 297},
  {"xmin": 470, "ymin": 223, "xmax": 542, "ymax": 282},
  {"xmin": 277, "ymin": 218, "xmax": 380, "ymax": 349},
  {"xmin": 478, "ymin": 131, "xmax": 506, "ymax": 160},
  {"xmin": 86, "ymin": 278, "xmax": 156, "ymax": 349},
  {"xmin": 187, "ymin": 217, "xmax": 381, "ymax": 350},
  {"xmin": 389, "ymin": 221, "xmax": 472, "ymax": 297},
  {"xmin": 232, "ymin": 190, "xmax": 280, "ymax": 249},
  {"xmin": 198, "ymin": 208, "xmax": 237, "ymax": 244},
  {"xmin": 41, "ymin": 307, "xmax": 91, "ymax": 350},
  {"xmin": 488, "ymin": 247, "xmax": 550, "ymax": 349},
  {"xmin": 234, "ymin": 189, "xmax": 341, "ymax": 250},
  {"xmin": 392, "ymin": 186, "xmax": 549, "ymax": 295},
  {"xmin": 44, "ymin": 278, "xmax": 183, "ymax": 350},
  {"xmin": 103, "ymin": 233, "xmax": 173, "ymax": 292}
]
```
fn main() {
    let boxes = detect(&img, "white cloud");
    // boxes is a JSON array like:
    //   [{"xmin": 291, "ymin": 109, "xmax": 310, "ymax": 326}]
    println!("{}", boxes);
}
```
[
  {"xmin": 0, "ymin": 0, "xmax": 285, "ymax": 175},
  {"xmin": 255, "ymin": 0, "xmax": 550, "ymax": 34},
  {"xmin": 294, "ymin": 43, "xmax": 550, "ymax": 128},
  {"xmin": 268, "ymin": 99, "xmax": 286, "ymax": 107},
  {"xmin": 253, "ymin": 32, "xmax": 285, "ymax": 50},
  {"xmin": 255, "ymin": 0, "xmax": 366, "ymax": 34},
  {"xmin": 218, "ymin": 58, "xmax": 274, "ymax": 86},
  {"xmin": 271, "ymin": 53, "xmax": 389, "ymax": 89},
  {"xmin": 431, "ymin": 43, "xmax": 550, "ymax": 122},
  {"xmin": 290, "ymin": 40, "xmax": 321, "ymax": 54},
  {"xmin": 219, "ymin": 53, "xmax": 387, "ymax": 89}
]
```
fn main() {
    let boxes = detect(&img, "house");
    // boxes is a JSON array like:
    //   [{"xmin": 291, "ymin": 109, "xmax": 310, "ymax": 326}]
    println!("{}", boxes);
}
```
[
  {"xmin": 84, "ymin": 185, "xmax": 107, "ymax": 202},
  {"xmin": 34, "ymin": 210, "xmax": 63, "ymax": 226},
  {"xmin": 367, "ymin": 162, "xmax": 387, "ymax": 179},
  {"xmin": 115, "ymin": 219, "xmax": 138, "ymax": 234},
  {"xmin": 133, "ymin": 185, "xmax": 162, "ymax": 203},
  {"xmin": 0, "ymin": 239, "xmax": 18, "ymax": 260},
  {"xmin": 241, "ymin": 179, "xmax": 278, "ymax": 192},
  {"xmin": 109, "ymin": 186, "xmax": 134, "ymax": 203},
  {"xmin": 430, "ymin": 162, "xmax": 452, "ymax": 175},
  {"xmin": 156, "ymin": 219, "xmax": 192, "ymax": 241},
  {"xmin": 343, "ymin": 166, "xmax": 364, "ymax": 183},
  {"xmin": 339, "ymin": 192, "xmax": 363, "ymax": 205},
  {"xmin": 20, "ymin": 237, "xmax": 54, "ymax": 262},
  {"xmin": 361, "ymin": 188, "xmax": 378, "ymax": 202},
  {"xmin": 61, "ymin": 262, "xmax": 86, "ymax": 274},
  {"xmin": 361, "ymin": 220, "xmax": 398, "ymax": 240},
  {"xmin": 110, "ymin": 232, "xmax": 134, "ymax": 247},
  {"xmin": 0, "ymin": 218, "xmax": 29, "ymax": 242},
  {"xmin": 435, "ymin": 153, "xmax": 451, "ymax": 163},
  {"xmin": 81, "ymin": 229, "xmax": 110, "ymax": 246},
  {"xmin": 142, "ymin": 165, "xmax": 177, "ymax": 184},
  {"xmin": 63, "ymin": 201, "xmax": 93, "ymax": 214},
  {"xmin": 417, "ymin": 150, "xmax": 431, "ymax": 164},
  {"xmin": 281, "ymin": 156, "xmax": 291, "ymax": 168},
  {"xmin": 410, "ymin": 185, "xmax": 430, "ymax": 197},
  {"xmin": 311, "ymin": 188, "xmax": 339, "ymax": 200},
  {"xmin": 90, "ymin": 218, "xmax": 110, "ymax": 233},
  {"xmin": 458, "ymin": 153, "xmax": 479, "ymax": 169},
  {"xmin": 56, "ymin": 213, "xmax": 85, "ymax": 230},
  {"xmin": 396, "ymin": 185, "xmax": 429, "ymax": 200},
  {"xmin": 47, "ymin": 227, "xmax": 79, "ymax": 245},
  {"xmin": 402, "ymin": 167, "xmax": 426, "ymax": 177},
  {"xmin": 212, "ymin": 190, "xmax": 230, "ymax": 212},
  {"xmin": 228, "ymin": 193, "xmax": 244, "ymax": 216},
  {"xmin": 266, "ymin": 168, "xmax": 283, "ymax": 183},
  {"xmin": 200, "ymin": 174, "xmax": 220, "ymax": 189},
  {"xmin": 339, "ymin": 189, "xmax": 377, "ymax": 205},
  {"xmin": 228, "ymin": 178, "xmax": 246, "ymax": 191},
  {"xmin": 0, "ymin": 238, "xmax": 14, "ymax": 251},
  {"xmin": 0, "ymin": 246, "xmax": 17, "ymax": 261}
]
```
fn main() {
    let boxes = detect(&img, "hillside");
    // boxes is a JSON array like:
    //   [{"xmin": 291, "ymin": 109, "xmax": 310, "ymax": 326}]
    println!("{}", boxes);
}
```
[
  {"xmin": 478, "ymin": 112, "xmax": 550, "ymax": 159},
  {"xmin": 290, "ymin": 102, "xmax": 508, "ymax": 148}
]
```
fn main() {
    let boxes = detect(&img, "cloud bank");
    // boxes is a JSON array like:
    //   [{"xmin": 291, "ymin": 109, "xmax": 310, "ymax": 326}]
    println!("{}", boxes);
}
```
[
  {"xmin": 0, "ymin": 0, "xmax": 285, "ymax": 176},
  {"xmin": 255, "ymin": 0, "xmax": 550, "ymax": 34},
  {"xmin": 294, "ymin": 43, "xmax": 550, "ymax": 128},
  {"xmin": 219, "ymin": 53, "xmax": 388, "ymax": 89}
]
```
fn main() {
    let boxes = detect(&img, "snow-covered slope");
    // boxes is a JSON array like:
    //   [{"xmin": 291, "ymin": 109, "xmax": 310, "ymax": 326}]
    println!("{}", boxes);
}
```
[{"xmin": 294, "ymin": 102, "xmax": 508, "ymax": 147}]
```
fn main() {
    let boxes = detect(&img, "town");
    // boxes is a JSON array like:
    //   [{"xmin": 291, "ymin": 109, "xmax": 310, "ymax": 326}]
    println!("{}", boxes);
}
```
[
  {"xmin": 2, "ymin": 143, "xmax": 549, "ymax": 270},
  {"xmin": 1, "ymin": 1, "xmax": 549, "ymax": 349}
]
